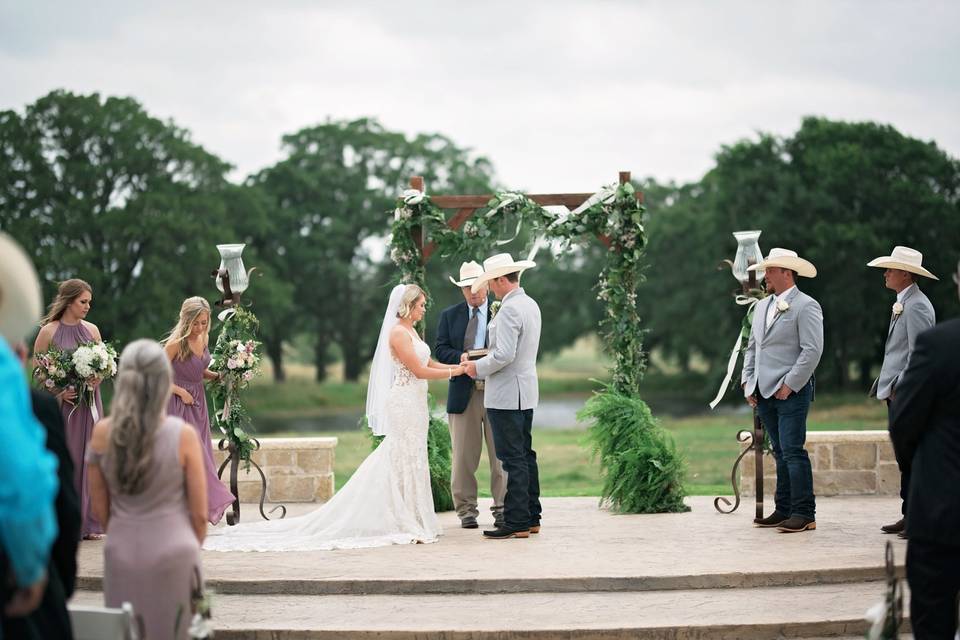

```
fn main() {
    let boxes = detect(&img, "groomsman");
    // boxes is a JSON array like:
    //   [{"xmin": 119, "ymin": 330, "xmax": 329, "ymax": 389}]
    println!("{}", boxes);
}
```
[
  {"xmin": 464, "ymin": 253, "xmax": 542, "ymax": 540},
  {"xmin": 435, "ymin": 262, "xmax": 507, "ymax": 529},
  {"xmin": 889, "ymin": 259, "xmax": 960, "ymax": 639},
  {"xmin": 742, "ymin": 248, "xmax": 824, "ymax": 534},
  {"xmin": 866, "ymin": 246, "xmax": 937, "ymax": 537}
]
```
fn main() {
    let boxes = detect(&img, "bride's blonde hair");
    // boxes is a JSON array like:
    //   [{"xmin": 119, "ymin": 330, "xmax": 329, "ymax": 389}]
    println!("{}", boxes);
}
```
[
  {"xmin": 161, "ymin": 297, "xmax": 211, "ymax": 361},
  {"xmin": 396, "ymin": 284, "xmax": 425, "ymax": 319}
]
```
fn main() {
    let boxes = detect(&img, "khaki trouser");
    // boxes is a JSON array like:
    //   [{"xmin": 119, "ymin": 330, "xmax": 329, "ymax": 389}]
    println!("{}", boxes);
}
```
[{"xmin": 448, "ymin": 387, "xmax": 507, "ymax": 521}]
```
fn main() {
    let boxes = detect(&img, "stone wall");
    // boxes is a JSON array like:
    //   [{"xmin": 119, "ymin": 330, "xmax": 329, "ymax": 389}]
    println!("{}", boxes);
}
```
[
  {"xmin": 211, "ymin": 437, "xmax": 337, "ymax": 503},
  {"xmin": 740, "ymin": 430, "xmax": 899, "ymax": 497}
]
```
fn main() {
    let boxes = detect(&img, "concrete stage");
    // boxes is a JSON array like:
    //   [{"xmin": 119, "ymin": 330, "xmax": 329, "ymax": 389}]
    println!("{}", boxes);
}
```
[{"xmin": 73, "ymin": 496, "xmax": 911, "ymax": 639}]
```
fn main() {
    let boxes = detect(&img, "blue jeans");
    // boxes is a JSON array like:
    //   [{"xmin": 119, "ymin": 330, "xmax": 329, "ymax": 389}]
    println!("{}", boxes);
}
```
[
  {"xmin": 755, "ymin": 380, "xmax": 816, "ymax": 520},
  {"xmin": 487, "ymin": 408, "xmax": 542, "ymax": 530}
]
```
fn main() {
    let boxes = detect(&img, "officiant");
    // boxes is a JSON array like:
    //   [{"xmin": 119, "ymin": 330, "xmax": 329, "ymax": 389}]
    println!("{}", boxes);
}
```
[{"xmin": 435, "ymin": 261, "xmax": 507, "ymax": 530}]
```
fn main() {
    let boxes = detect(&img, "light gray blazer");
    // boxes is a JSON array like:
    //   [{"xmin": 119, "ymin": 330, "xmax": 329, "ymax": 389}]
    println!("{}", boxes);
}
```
[
  {"xmin": 870, "ymin": 285, "xmax": 935, "ymax": 401},
  {"xmin": 475, "ymin": 288, "xmax": 542, "ymax": 411},
  {"xmin": 741, "ymin": 287, "xmax": 824, "ymax": 400}
]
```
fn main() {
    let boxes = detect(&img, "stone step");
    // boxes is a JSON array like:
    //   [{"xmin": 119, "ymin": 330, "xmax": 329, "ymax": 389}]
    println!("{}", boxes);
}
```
[
  {"xmin": 71, "ymin": 582, "xmax": 911, "ymax": 640},
  {"xmin": 76, "ymin": 564, "xmax": 901, "ymax": 596}
]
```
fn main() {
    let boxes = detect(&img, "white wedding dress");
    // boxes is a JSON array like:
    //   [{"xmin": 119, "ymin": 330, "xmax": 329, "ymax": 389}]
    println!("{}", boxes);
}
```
[{"xmin": 204, "ymin": 329, "xmax": 440, "ymax": 552}]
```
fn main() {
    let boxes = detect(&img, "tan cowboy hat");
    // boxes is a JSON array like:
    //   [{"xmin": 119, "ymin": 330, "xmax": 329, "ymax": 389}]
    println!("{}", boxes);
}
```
[
  {"xmin": 471, "ymin": 253, "xmax": 536, "ymax": 293},
  {"xmin": 448, "ymin": 261, "xmax": 484, "ymax": 287},
  {"xmin": 0, "ymin": 233, "xmax": 43, "ymax": 342},
  {"xmin": 867, "ymin": 246, "xmax": 938, "ymax": 280},
  {"xmin": 748, "ymin": 247, "xmax": 817, "ymax": 278}
]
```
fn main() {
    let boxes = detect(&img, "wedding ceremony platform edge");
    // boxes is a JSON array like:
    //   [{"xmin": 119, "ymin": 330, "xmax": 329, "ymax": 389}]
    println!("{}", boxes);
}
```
[{"xmin": 73, "ymin": 495, "xmax": 911, "ymax": 639}]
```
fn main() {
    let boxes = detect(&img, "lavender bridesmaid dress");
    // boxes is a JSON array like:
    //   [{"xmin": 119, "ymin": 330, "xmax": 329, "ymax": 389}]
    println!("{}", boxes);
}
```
[
  {"xmin": 166, "ymin": 347, "xmax": 234, "ymax": 524},
  {"xmin": 52, "ymin": 321, "xmax": 104, "ymax": 538},
  {"xmin": 92, "ymin": 417, "xmax": 202, "ymax": 640}
]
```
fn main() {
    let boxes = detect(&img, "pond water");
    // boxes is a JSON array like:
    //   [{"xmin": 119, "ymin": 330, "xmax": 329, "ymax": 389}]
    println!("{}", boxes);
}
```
[{"xmin": 252, "ymin": 394, "xmax": 750, "ymax": 435}]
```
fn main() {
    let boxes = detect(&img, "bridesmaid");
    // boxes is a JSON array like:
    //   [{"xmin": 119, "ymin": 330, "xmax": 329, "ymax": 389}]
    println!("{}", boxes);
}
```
[
  {"xmin": 162, "ymin": 296, "xmax": 235, "ymax": 524},
  {"xmin": 34, "ymin": 278, "xmax": 105, "ymax": 539}
]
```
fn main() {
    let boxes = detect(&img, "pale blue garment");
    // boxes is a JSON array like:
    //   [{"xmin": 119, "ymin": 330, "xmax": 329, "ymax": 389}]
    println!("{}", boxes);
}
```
[{"xmin": 0, "ymin": 339, "xmax": 59, "ymax": 587}]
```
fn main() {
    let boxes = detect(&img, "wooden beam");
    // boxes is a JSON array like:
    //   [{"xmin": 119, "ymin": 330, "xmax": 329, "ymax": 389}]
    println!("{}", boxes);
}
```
[{"xmin": 431, "ymin": 193, "xmax": 596, "ymax": 210}]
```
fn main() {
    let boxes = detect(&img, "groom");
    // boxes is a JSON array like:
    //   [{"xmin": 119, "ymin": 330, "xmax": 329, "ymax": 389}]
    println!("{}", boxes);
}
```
[
  {"xmin": 435, "ymin": 261, "xmax": 507, "ymax": 530},
  {"xmin": 463, "ymin": 253, "xmax": 542, "ymax": 540}
]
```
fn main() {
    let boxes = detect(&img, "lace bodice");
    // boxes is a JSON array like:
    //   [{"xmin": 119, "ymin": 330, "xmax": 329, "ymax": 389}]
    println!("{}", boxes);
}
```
[{"xmin": 391, "ymin": 330, "xmax": 431, "ymax": 388}]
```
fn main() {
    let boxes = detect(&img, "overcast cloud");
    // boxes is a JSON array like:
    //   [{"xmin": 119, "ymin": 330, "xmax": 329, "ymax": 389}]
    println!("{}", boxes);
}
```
[{"xmin": 2, "ymin": 1, "xmax": 958, "ymax": 191}]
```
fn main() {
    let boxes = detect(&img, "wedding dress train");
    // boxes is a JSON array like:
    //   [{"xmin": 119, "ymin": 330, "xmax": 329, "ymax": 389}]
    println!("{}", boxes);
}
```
[{"xmin": 204, "ymin": 330, "xmax": 440, "ymax": 552}]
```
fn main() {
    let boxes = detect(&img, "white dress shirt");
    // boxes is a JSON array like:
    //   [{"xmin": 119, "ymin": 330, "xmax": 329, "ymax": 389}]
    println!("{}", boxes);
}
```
[{"xmin": 766, "ymin": 285, "xmax": 796, "ymax": 330}]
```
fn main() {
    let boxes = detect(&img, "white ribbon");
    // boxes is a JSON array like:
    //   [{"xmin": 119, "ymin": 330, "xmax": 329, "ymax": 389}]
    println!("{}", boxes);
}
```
[
  {"xmin": 709, "ymin": 296, "xmax": 760, "ymax": 409},
  {"xmin": 547, "ymin": 185, "xmax": 618, "ymax": 231},
  {"xmin": 401, "ymin": 189, "xmax": 425, "ymax": 205},
  {"xmin": 570, "ymin": 185, "xmax": 617, "ymax": 216}
]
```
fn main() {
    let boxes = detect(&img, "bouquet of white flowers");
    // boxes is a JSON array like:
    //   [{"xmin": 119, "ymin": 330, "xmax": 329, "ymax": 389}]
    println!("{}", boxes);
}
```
[{"xmin": 70, "ymin": 340, "xmax": 119, "ymax": 418}]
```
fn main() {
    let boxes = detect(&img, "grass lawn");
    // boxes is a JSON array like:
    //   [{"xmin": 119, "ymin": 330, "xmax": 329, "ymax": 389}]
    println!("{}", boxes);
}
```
[
  {"xmin": 276, "ymin": 396, "xmax": 887, "ymax": 498},
  {"xmin": 248, "ymin": 337, "xmax": 889, "ymax": 498}
]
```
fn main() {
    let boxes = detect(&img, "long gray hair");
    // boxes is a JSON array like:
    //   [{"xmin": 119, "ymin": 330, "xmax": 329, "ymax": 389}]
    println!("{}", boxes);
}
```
[{"xmin": 107, "ymin": 339, "xmax": 173, "ymax": 495}]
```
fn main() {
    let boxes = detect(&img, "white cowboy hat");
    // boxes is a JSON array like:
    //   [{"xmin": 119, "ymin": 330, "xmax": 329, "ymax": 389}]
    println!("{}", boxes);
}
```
[
  {"xmin": 471, "ymin": 253, "xmax": 536, "ymax": 293},
  {"xmin": 867, "ymin": 246, "xmax": 938, "ymax": 280},
  {"xmin": 748, "ymin": 247, "xmax": 817, "ymax": 278},
  {"xmin": 448, "ymin": 261, "xmax": 484, "ymax": 287},
  {"xmin": 0, "ymin": 233, "xmax": 43, "ymax": 342}
]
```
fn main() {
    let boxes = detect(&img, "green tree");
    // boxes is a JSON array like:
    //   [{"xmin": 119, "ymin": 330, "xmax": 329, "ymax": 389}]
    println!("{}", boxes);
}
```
[
  {"xmin": 639, "ymin": 118, "xmax": 960, "ymax": 392},
  {"xmin": 252, "ymin": 118, "xmax": 496, "ymax": 381},
  {"xmin": 0, "ymin": 90, "xmax": 235, "ymax": 346}
]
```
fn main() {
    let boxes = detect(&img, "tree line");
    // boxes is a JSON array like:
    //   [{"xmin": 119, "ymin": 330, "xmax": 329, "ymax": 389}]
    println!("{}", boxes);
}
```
[{"xmin": 2, "ymin": 91, "xmax": 958, "ymax": 391}]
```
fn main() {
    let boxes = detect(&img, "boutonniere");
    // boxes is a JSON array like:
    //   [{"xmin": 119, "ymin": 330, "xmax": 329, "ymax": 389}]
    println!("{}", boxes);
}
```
[
  {"xmin": 776, "ymin": 299, "xmax": 790, "ymax": 313},
  {"xmin": 892, "ymin": 302, "xmax": 904, "ymax": 316},
  {"xmin": 490, "ymin": 301, "xmax": 502, "ymax": 319}
]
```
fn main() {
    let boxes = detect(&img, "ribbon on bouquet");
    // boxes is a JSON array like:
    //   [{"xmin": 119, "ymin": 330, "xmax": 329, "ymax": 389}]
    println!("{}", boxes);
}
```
[
  {"xmin": 708, "ymin": 295, "xmax": 761, "ymax": 409},
  {"xmin": 212, "ymin": 377, "xmax": 235, "ymax": 435}
]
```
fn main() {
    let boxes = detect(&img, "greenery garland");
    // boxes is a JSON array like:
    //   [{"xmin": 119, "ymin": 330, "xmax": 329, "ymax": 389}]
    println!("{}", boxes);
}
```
[{"xmin": 209, "ymin": 307, "xmax": 262, "ymax": 462}]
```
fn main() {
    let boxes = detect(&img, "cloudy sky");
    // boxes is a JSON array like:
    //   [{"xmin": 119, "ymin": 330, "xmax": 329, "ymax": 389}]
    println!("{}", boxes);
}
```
[{"xmin": 2, "ymin": 1, "xmax": 958, "ymax": 192}]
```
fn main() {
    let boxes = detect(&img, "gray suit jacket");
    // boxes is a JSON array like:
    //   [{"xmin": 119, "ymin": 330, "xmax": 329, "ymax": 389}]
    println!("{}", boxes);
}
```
[
  {"xmin": 475, "ymin": 288, "xmax": 541, "ymax": 410},
  {"xmin": 870, "ymin": 285, "xmax": 935, "ymax": 401},
  {"xmin": 742, "ymin": 288, "xmax": 824, "ymax": 399}
]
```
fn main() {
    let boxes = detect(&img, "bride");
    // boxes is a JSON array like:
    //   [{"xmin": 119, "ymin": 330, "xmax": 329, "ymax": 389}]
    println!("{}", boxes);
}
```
[{"xmin": 204, "ymin": 284, "xmax": 466, "ymax": 551}]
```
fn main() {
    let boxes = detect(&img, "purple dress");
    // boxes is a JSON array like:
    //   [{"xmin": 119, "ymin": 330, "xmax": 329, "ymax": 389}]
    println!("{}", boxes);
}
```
[
  {"xmin": 52, "ymin": 321, "xmax": 104, "ymax": 537},
  {"xmin": 92, "ymin": 417, "xmax": 202, "ymax": 640},
  {"xmin": 166, "ymin": 347, "xmax": 234, "ymax": 524}
]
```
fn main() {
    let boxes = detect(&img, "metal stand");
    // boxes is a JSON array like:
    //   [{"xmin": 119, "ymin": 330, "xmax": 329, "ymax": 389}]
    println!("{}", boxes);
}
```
[
  {"xmin": 714, "ymin": 268, "xmax": 766, "ymax": 517},
  {"xmin": 216, "ymin": 438, "xmax": 286, "ymax": 525},
  {"xmin": 211, "ymin": 266, "xmax": 286, "ymax": 525},
  {"xmin": 714, "ymin": 412, "xmax": 765, "ymax": 517}
]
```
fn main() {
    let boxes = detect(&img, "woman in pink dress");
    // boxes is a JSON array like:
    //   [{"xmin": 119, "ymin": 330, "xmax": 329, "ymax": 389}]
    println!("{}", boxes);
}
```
[
  {"xmin": 87, "ymin": 339, "xmax": 208, "ymax": 640},
  {"xmin": 34, "ymin": 278, "xmax": 105, "ymax": 539},
  {"xmin": 162, "ymin": 296, "xmax": 234, "ymax": 524}
]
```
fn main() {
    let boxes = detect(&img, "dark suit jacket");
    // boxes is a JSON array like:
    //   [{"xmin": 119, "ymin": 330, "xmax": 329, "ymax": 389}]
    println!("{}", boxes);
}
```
[
  {"xmin": 2, "ymin": 392, "xmax": 81, "ymax": 640},
  {"xmin": 435, "ymin": 300, "xmax": 490, "ymax": 414},
  {"xmin": 889, "ymin": 318, "xmax": 960, "ymax": 547}
]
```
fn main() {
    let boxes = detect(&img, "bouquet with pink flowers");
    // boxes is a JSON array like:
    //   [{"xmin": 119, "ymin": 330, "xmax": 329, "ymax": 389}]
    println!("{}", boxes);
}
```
[
  {"xmin": 32, "ymin": 346, "xmax": 72, "ymax": 393},
  {"xmin": 216, "ymin": 339, "xmax": 260, "ymax": 388},
  {"xmin": 209, "ymin": 308, "xmax": 262, "ymax": 461},
  {"xmin": 33, "ymin": 340, "xmax": 118, "ymax": 418}
]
